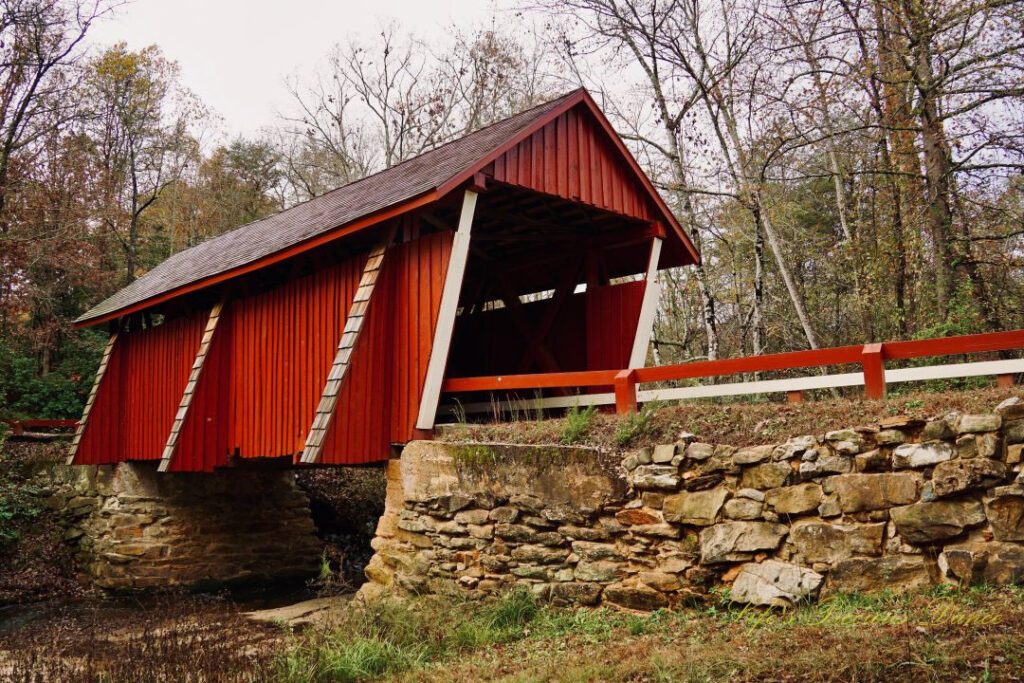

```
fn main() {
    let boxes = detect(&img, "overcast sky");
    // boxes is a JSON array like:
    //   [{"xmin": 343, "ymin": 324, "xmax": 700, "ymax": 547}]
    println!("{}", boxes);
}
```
[{"xmin": 86, "ymin": 0, "xmax": 508, "ymax": 139}]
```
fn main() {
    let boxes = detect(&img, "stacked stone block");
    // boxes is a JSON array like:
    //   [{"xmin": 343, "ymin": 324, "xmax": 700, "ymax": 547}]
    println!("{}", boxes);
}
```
[
  {"xmin": 37, "ymin": 462, "xmax": 321, "ymax": 590},
  {"xmin": 360, "ymin": 396, "xmax": 1024, "ymax": 610}
]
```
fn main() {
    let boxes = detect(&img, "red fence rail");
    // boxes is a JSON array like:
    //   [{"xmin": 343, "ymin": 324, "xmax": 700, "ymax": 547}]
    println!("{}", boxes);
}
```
[
  {"xmin": 1, "ymin": 419, "xmax": 79, "ymax": 436},
  {"xmin": 441, "ymin": 329, "xmax": 1024, "ymax": 414}
]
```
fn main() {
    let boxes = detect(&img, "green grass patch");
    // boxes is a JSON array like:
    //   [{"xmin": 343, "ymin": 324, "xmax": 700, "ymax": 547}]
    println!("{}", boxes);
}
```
[{"xmin": 560, "ymin": 404, "xmax": 598, "ymax": 444}]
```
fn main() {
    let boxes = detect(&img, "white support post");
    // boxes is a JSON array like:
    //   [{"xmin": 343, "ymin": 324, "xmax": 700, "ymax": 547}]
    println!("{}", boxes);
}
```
[
  {"xmin": 415, "ymin": 189, "xmax": 478, "ymax": 430},
  {"xmin": 628, "ymin": 237, "xmax": 663, "ymax": 369}
]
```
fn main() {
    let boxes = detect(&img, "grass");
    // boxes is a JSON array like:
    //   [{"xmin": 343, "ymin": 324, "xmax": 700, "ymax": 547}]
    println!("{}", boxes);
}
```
[
  {"xmin": 614, "ymin": 400, "xmax": 661, "ymax": 446},
  {"xmin": 5, "ymin": 584, "xmax": 1024, "ymax": 681},
  {"xmin": 267, "ymin": 584, "xmax": 1024, "ymax": 683},
  {"xmin": 272, "ymin": 588, "xmax": 544, "ymax": 682},
  {"xmin": 443, "ymin": 385, "xmax": 1022, "ymax": 450},
  {"xmin": 559, "ymin": 404, "xmax": 598, "ymax": 444}
]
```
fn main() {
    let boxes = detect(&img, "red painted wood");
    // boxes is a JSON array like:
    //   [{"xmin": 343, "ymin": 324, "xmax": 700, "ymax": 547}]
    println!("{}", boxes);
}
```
[
  {"xmin": 171, "ymin": 305, "xmax": 233, "ymax": 472},
  {"xmin": 614, "ymin": 369, "xmax": 638, "ymax": 414},
  {"xmin": 488, "ymin": 107, "xmax": 656, "ymax": 224},
  {"xmin": 586, "ymin": 281, "xmax": 645, "ymax": 370},
  {"xmin": 316, "ymin": 231, "xmax": 454, "ymax": 465},
  {"xmin": 883, "ymin": 329, "xmax": 1024, "ymax": 359},
  {"xmin": 862, "ymin": 343, "xmax": 886, "ymax": 400},
  {"xmin": 72, "ymin": 312, "xmax": 205, "ymax": 465},
  {"xmin": 442, "ymin": 329, "xmax": 1024, "ymax": 398}
]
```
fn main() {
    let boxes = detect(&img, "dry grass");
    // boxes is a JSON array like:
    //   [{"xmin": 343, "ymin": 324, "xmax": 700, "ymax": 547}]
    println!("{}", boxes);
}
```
[
  {"xmin": 447, "ymin": 386, "xmax": 1023, "ymax": 449},
  {"xmin": 4, "ymin": 585, "xmax": 1023, "ymax": 681},
  {"xmin": 395, "ymin": 587, "xmax": 1024, "ymax": 683},
  {"xmin": 0, "ymin": 593, "xmax": 284, "ymax": 681}
]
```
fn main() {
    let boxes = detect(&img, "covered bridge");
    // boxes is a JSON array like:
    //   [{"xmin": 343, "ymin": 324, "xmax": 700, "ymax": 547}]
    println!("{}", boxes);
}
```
[{"xmin": 69, "ymin": 88, "xmax": 698, "ymax": 472}]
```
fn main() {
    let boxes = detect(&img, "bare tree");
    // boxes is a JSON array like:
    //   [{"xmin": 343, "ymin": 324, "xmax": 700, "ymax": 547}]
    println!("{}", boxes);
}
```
[
  {"xmin": 85, "ymin": 43, "xmax": 204, "ymax": 282},
  {"xmin": 0, "ymin": 0, "xmax": 109, "ymax": 328},
  {"xmin": 278, "ymin": 23, "xmax": 558, "ymax": 203}
]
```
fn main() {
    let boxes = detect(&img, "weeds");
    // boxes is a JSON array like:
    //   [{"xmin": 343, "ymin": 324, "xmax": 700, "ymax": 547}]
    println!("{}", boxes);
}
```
[
  {"xmin": 0, "ymin": 480, "xmax": 42, "ymax": 544},
  {"xmin": 614, "ymin": 400, "xmax": 662, "ymax": 446},
  {"xmin": 272, "ymin": 588, "xmax": 545, "ymax": 682},
  {"xmin": 560, "ymin": 403, "xmax": 598, "ymax": 444}
]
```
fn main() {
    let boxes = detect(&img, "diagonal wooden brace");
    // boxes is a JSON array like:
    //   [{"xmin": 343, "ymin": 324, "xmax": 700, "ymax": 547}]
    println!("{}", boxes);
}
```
[
  {"xmin": 158, "ymin": 298, "xmax": 226, "ymax": 472},
  {"xmin": 66, "ymin": 332, "xmax": 119, "ymax": 465},
  {"xmin": 301, "ymin": 227, "xmax": 396, "ymax": 464}
]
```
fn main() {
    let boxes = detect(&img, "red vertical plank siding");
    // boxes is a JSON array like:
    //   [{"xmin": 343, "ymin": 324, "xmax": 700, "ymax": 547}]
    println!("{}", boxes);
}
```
[
  {"xmin": 586, "ymin": 280, "xmax": 645, "ymax": 370},
  {"xmin": 487, "ymin": 106, "xmax": 653, "ymax": 223},
  {"xmin": 226, "ymin": 254, "xmax": 363, "ymax": 462},
  {"xmin": 171, "ymin": 307, "xmax": 232, "ymax": 472},
  {"xmin": 316, "ymin": 231, "xmax": 454, "ymax": 465},
  {"xmin": 73, "ymin": 312, "xmax": 205, "ymax": 465}
]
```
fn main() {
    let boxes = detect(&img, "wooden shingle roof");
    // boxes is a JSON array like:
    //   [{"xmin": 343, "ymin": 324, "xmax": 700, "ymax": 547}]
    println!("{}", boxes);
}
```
[{"xmin": 77, "ymin": 88, "xmax": 695, "ymax": 326}]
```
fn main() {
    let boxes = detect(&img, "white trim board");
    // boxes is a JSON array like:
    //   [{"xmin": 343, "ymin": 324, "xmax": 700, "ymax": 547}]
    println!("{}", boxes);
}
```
[{"xmin": 440, "ymin": 358, "xmax": 1024, "ymax": 417}]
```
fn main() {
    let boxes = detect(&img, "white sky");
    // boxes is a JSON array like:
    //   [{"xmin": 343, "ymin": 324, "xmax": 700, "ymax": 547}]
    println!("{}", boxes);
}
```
[{"xmin": 87, "ymin": 0, "xmax": 507, "ymax": 139}]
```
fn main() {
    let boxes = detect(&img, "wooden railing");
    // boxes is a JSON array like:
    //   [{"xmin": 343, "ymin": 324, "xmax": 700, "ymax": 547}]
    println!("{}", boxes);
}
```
[
  {"xmin": 441, "ymin": 329, "xmax": 1024, "ymax": 416},
  {"xmin": 1, "ymin": 419, "xmax": 78, "ymax": 437}
]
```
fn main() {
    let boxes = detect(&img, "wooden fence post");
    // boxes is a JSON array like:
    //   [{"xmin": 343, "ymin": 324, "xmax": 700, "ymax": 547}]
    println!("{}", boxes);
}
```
[
  {"xmin": 997, "ymin": 373, "xmax": 1015, "ymax": 388},
  {"xmin": 614, "ymin": 369, "xmax": 638, "ymax": 415},
  {"xmin": 862, "ymin": 343, "xmax": 886, "ymax": 400}
]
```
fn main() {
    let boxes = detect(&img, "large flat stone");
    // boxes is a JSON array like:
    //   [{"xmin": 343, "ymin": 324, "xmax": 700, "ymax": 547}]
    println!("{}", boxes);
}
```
[
  {"xmin": 890, "ymin": 499, "xmax": 986, "ymax": 543},
  {"xmin": 834, "ymin": 473, "xmax": 920, "ymax": 512},
  {"xmin": 733, "ymin": 445, "xmax": 775, "ymax": 465},
  {"xmin": 740, "ymin": 462, "xmax": 792, "ymax": 489},
  {"xmin": 663, "ymin": 487, "xmax": 729, "ymax": 526},
  {"xmin": 765, "ymin": 483, "xmax": 823, "ymax": 515},
  {"xmin": 574, "ymin": 560, "xmax": 625, "ymax": 582},
  {"xmin": 931, "ymin": 458, "xmax": 1008, "ymax": 498},
  {"xmin": 730, "ymin": 560, "xmax": 823, "ymax": 608},
  {"xmin": 603, "ymin": 582, "xmax": 669, "ymax": 611},
  {"xmin": 957, "ymin": 414, "xmax": 1001, "ymax": 434},
  {"xmin": 400, "ymin": 441, "xmax": 629, "ymax": 509},
  {"xmin": 985, "ymin": 486, "xmax": 1024, "ymax": 541},
  {"xmin": 892, "ymin": 442, "xmax": 954, "ymax": 469},
  {"xmin": 940, "ymin": 541, "xmax": 1024, "ymax": 586},
  {"xmin": 790, "ymin": 521, "xmax": 885, "ymax": 564},
  {"xmin": 631, "ymin": 465, "xmax": 680, "ymax": 491},
  {"xmin": 699, "ymin": 521, "xmax": 788, "ymax": 564},
  {"xmin": 723, "ymin": 497, "xmax": 763, "ymax": 520},
  {"xmin": 824, "ymin": 555, "xmax": 935, "ymax": 595}
]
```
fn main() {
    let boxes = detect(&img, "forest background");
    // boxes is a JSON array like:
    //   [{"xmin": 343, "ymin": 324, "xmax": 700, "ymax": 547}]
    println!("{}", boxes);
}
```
[{"xmin": 1, "ymin": 0, "xmax": 1021, "ymax": 418}]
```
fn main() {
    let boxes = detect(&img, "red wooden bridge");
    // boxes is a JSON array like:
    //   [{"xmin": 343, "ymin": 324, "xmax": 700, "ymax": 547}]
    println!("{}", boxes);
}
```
[{"xmin": 67, "ymin": 89, "xmax": 696, "ymax": 471}]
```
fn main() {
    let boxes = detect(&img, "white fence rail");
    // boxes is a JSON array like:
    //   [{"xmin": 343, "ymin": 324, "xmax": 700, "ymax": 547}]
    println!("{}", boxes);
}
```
[{"xmin": 445, "ymin": 358, "xmax": 1024, "ymax": 417}]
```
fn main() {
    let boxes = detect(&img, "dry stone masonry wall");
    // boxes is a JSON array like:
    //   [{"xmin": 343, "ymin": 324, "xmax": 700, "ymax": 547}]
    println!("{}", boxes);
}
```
[
  {"xmin": 360, "ymin": 396, "xmax": 1024, "ymax": 610},
  {"xmin": 36, "ymin": 462, "xmax": 322, "ymax": 590}
]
